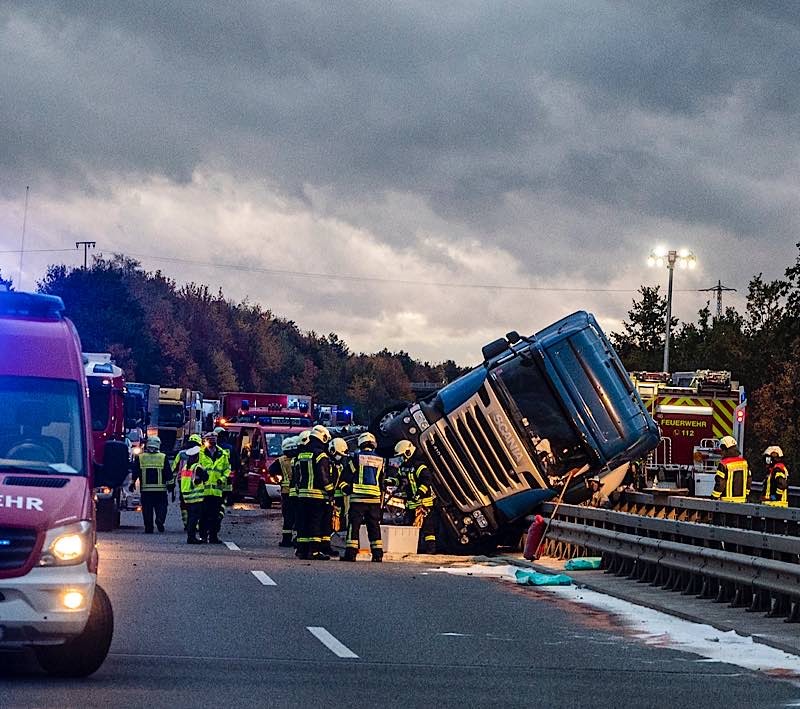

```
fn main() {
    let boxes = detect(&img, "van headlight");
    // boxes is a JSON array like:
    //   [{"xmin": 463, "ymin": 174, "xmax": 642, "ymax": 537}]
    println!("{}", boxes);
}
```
[{"xmin": 39, "ymin": 521, "xmax": 92, "ymax": 566}]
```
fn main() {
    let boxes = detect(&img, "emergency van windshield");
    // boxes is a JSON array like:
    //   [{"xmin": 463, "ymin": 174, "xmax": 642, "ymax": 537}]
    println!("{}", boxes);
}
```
[
  {"xmin": 0, "ymin": 375, "xmax": 85, "ymax": 475},
  {"xmin": 490, "ymin": 355, "xmax": 592, "ymax": 478}
]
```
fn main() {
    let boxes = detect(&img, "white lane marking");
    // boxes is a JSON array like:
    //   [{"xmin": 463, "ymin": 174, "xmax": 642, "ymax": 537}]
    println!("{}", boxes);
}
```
[
  {"xmin": 224, "ymin": 541, "xmax": 240, "ymax": 551},
  {"xmin": 307, "ymin": 627, "xmax": 359, "ymax": 659},
  {"xmin": 251, "ymin": 570, "xmax": 277, "ymax": 586}
]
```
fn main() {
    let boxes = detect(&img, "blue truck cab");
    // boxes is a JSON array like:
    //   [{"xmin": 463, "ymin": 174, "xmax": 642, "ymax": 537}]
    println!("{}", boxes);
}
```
[{"xmin": 381, "ymin": 311, "xmax": 659, "ymax": 549}]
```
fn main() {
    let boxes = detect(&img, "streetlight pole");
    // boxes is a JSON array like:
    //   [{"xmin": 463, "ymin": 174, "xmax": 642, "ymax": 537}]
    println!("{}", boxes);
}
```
[{"xmin": 647, "ymin": 247, "xmax": 696, "ymax": 373}]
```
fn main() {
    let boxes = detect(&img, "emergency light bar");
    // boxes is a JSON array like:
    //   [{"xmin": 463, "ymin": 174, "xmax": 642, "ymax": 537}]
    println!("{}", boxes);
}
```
[
  {"xmin": 656, "ymin": 404, "xmax": 714, "ymax": 416},
  {"xmin": 0, "ymin": 291, "xmax": 64, "ymax": 319}
]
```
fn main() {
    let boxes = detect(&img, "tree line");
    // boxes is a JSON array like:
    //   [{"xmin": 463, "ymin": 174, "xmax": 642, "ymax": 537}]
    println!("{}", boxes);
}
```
[{"xmin": 8, "ymin": 256, "xmax": 467, "ymax": 425}]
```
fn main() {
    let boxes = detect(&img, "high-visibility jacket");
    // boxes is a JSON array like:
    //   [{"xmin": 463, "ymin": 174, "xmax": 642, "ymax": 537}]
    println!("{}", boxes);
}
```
[
  {"xmin": 402, "ymin": 460, "xmax": 434, "ymax": 510},
  {"xmin": 340, "ymin": 451, "xmax": 385, "ymax": 504},
  {"xmin": 712, "ymin": 455, "xmax": 750, "ymax": 503},
  {"xmin": 220, "ymin": 442, "xmax": 234, "ymax": 493},
  {"xmin": 275, "ymin": 455, "xmax": 293, "ymax": 494},
  {"xmin": 134, "ymin": 452, "xmax": 172, "ymax": 492},
  {"xmin": 179, "ymin": 462, "xmax": 205, "ymax": 504},
  {"xmin": 199, "ymin": 447, "xmax": 231, "ymax": 498},
  {"xmin": 290, "ymin": 454, "xmax": 301, "ymax": 498},
  {"xmin": 762, "ymin": 462, "xmax": 789, "ymax": 508},
  {"xmin": 296, "ymin": 448, "xmax": 333, "ymax": 500}
]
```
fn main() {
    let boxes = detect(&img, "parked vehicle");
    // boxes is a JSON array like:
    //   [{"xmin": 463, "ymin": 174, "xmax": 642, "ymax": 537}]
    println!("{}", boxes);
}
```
[
  {"xmin": 0, "ymin": 290, "xmax": 128, "ymax": 676},
  {"xmin": 374, "ymin": 311, "xmax": 659, "ymax": 552},
  {"xmin": 157, "ymin": 388, "xmax": 202, "ymax": 454}
]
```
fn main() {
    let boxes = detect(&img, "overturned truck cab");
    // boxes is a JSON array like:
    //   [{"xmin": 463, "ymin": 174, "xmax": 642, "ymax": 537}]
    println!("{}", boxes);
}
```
[{"xmin": 378, "ymin": 312, "xmax": 659, "ymax": 551}]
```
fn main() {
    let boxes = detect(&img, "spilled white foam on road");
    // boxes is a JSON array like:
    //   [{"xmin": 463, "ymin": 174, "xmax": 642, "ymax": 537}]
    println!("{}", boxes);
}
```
[
  {"xmin": 540, "ymin": 584, "xmax": 800, "ymax": 680},
  {"xmin": 436, "ymin": 563, "xmax": 800, "ymax": 680}
]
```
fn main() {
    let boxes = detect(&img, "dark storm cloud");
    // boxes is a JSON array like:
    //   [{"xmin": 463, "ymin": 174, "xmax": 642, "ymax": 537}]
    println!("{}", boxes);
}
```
[{"xmin": 1, "ymin": 0, "xmax": 799, "ymax": 285}]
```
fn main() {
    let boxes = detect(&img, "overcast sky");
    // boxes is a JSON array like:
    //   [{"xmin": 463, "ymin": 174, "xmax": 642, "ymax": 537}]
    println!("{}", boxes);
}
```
[{"xmin": 1, "ymin": 1, "xmax": 798, "ymax": 364}]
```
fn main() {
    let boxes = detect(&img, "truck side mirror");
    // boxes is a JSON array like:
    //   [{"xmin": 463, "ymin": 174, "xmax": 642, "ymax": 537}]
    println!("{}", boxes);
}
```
[
  {"xmin": 482, "ymin": 338, "xmax": 508, "ymax": 362},
  {"xmin": 95, "ymin": 440, "xmax": 130, "ymax": 489}
]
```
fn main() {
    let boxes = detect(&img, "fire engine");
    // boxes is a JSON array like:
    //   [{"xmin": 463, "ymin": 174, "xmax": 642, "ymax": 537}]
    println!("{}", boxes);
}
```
[{"xmin": 631, "ymin": 370, "xmax": 746, "ymax": 495}]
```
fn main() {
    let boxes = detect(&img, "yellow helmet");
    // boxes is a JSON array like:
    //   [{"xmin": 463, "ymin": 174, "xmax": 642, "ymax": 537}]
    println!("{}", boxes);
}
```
[
  {"xmin": 297, "ymin": 430, "xmax": 311, "ymax": 446},
  {"xmin": 394, "ymin": 439, "xmax": 415, "ymax": 460},
  {"xmin": 311, "ymin": 424, "xmax": 331, "ymax": 444},
  {"xmin": 357, "ymin": 431, "xmax": 377, "ymax": 449},
  {"xmin": 329, "ymin": 437, "xmax": 348, "ymax": 456}
]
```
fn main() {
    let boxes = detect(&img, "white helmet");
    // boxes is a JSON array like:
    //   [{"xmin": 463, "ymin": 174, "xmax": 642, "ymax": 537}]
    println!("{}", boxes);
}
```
[
  {"xmin": 358, "ymin": 431, "xmax": 377, "ymax": 449},
  {"xmin": 719, "ymin": 435, "xmax": 737, "ymax": 450},
  {"xmin": 311, "ymin": 424, "xmax": 331, "ymax": 444},
  {"xmin": 297, "ymin": 430, "xmax": 311, "ymax": 446},
  {"xmin": 282, "ymin": 436, "xmax": 296, "ymax": 454},
  {"xmin": 763, "ymin": 445, "xmax": 783, "ymax": 458},
  {"xmin": 394, "ymin": 439, "xmax": 415, "ymax": 460},
  {"xmin": 329, "ymin": 437, "xmax": 348, "ymax": 456}
]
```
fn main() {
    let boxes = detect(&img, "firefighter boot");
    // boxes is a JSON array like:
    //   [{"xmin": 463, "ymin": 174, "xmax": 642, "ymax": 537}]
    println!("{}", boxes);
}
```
[
  {"xmin": 279, "ymin": 533, "xmax": 293, "ymax": 548},
  {"xmin": 308, "ymin": 541, "xmax": 329, "ymax": 561},
  {"xmin": 371, "ymin": 550, "xmax": 383, "ymax": 562},
  {"xmin": 342, "ymin": 548, "xmax": 357, "ymax": 562}
]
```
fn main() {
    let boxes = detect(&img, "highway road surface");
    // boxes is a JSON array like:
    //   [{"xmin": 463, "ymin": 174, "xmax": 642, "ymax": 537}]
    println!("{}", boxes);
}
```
[{"xmin": 2, "ymin": 503, "xmax": 798, "ymax": 708}]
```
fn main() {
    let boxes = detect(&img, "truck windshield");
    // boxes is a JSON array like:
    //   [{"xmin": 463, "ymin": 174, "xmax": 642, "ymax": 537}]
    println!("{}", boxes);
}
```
[
  {"xmin": 0, "ymin": 375, "xmax": 85, "ymax": 475},
  {"xmin": 158, "ymin": 403, "xmax": 185, "ymax": 427},
  {"xmin": 87, "ymin": 378, "xmax": 111, "ymax": 431},
  {"xmin": 490, "ymin": 355, "xmax": 593, "ymax": 478}
]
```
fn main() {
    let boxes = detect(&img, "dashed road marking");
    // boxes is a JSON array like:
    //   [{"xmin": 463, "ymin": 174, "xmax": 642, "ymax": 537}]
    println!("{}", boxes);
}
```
[
  {"xmin": 223, "ymin": 541, "xmax": 240, "ymax": 551},
  {"xmin": 307, "ymin": 626, "xmax": 359, "ymax": 659},
  {"xmin": 251, "ymin": 570, "xmax": 277, "ymax": 586}
]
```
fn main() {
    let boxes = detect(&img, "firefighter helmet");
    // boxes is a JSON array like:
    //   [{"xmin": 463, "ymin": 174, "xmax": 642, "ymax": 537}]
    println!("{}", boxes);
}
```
[
  {"xmin": 213, "ymin": 426, "xmax": 226, "ymax": 436},
  {"xmin": 203, "ymin": 430, "xmax": 217, "ymax": 441},
  {"xmin": 282, "ymin": 436, "xmax": 296, "ymax": 453},
  {"xmin": 394, "ymin": 440, "xmax": 415, "ymax": 460},
  {"xmin": 763, "ymin": 445, "xmax": 784, "ymax": 458},
  {"xmin": 329, "ymin": 437, "xmax": 348, "ymax": 456},
  {"xmin": 358, "ymin": 431, "xmax": 377, "ymax": 449},
  {"xmin": 719, "ymin": 435, "xmax": 737, "ymax": 450},
  {"xmin": 189, "ymin": 434, "xmax": 203, "ymax": 445},
  {"xmin": 145, "ymin": 435, "xmax": 161, "ymax": 452},
  {"xmin": 311, "ymin": 425, "xmax": 331, "ymax": 443},
  {"xmin": 297, "ymin": 430, "xmax": 311, "ymax": 446}
]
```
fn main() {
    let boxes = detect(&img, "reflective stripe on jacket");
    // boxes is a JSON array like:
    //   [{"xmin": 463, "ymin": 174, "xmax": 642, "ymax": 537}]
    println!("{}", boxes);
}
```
[
  {"xmin": 138, "ymin": 452, "xmax": 169, "ymax": 492},
  {"xmin": 179, "ymin": 463, "xmax": 204, "ymax": 504},
  {"xmin": 199, "ymin": 447, "xmax": 231, "ymax": 498},
  {"xmin": 712, "ymin": 456, "xmax": 750, "ymax": 503},
  {"xmin": 341, "ymin": 452, "xmax": 385, "ymax": 503},
  {"xmin": 279, "ymin": 455, "xmax": 293, "ymax": 494},
  {"xmin": 296, "ymin": 450, "xmax": 333, "ymax": 500},
  {"xmin": 403, "ymin": 461, "xmax": 434, "ymax": 510},
  {"xmin": 762, "ymin": 462, "xmax": 789, "ymax": 507}
]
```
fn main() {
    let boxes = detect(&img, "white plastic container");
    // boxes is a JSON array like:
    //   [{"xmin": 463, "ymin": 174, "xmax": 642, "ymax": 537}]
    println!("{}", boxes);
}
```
[{"xmin": 359, "ymin": 525, "xmax": 420, "ymax": 554}]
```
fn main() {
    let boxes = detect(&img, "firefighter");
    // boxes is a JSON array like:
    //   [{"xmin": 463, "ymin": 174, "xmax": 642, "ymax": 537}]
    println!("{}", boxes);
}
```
[
  {"xmin": 215, "ymin": 426, "xmax": 235, "ymax": 506},
  {"xmin": 712, "ymin": 435, "xmax": 751, "ymax": 503},
  {"xmin": 130, "ymin": 435, "xmax": 173, "ymax": 534},
  {"xmin": 395, "ymin": 440, "xmax": 437, "ymax": 554},
  {"xmin": 329, "ymin": 437, "xmax": 349, "ymax": 546},
  {"xmin": 198, "ymin": 430, "xmax": 231, "ymax": 544},
  {"xmin": 273, "ymin": 436, "xmax": 297, "ymax": 547},
  {"xmin": 340, "ymin": 432, "xmax": 385, "ymax": 562},
  {"xmin": 172, "ymin": 434, "xmax": 203, "ymax": 530},
  {"xmin": 295, "ymin": 425, "xmax": 334, "ymax": 560},
  {"xmin": 587, "ymin": 476, "xmax": 611, "ymax": 509},
  {"xmin": 761, "ymin": 445, "xmax": 789, "ymax": 508},
  {"xmin": 179, "ymin": 445, "xmax": 205, "ymax": 544}
]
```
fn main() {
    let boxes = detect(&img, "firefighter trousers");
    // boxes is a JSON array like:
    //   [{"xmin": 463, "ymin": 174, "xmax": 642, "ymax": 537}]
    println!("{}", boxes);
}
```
[
  {"xmin": 296, "ymin": 497, "xmax": 326, "ymax": 558},
  {"xmin": 405, "ymin": 506, "xmax": 437, "ymax": 553},
  {"xmin": 199, "ymin": 496, "xmax": 223, "ymax": 541},
  {"xmin": 346, "ymin": 502, "xmax": 382, "ymax": 559},
  {"xmin": 141, "ymin": 491, "xmax": 168, "ymax": 533},
  {"xmin": 186, "ymin": 502, "xmax": 203, "ymax": 542},
  {"xmin": 280, "ymin": 493, "xmax": 296, "ymax": 544}
]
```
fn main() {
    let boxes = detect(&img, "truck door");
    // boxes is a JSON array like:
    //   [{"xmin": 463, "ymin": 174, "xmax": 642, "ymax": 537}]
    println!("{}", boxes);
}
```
[{"xmin": 246, "ymin": 429, "xmax": 265, "ymax": 498}]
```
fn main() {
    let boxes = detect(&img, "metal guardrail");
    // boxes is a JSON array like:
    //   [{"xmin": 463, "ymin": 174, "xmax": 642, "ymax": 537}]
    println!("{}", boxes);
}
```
[
  {"xmin": 612, "ymin": 491, "xmax": 800, "ymax": 537},
  {"xmin": 540, "ymin": 502, "xmax": 800, "ymax": 623},
  {"xmin": 750, "ymin": 482, "xmax": 800, "ymax": 508}
]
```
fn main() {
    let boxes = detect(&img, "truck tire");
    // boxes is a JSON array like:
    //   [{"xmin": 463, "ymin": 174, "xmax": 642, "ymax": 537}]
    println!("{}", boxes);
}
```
[
  {"xmin": 95, "ymin": 497, "xmax": 115, "ymax": 532},
  {"xmin": 35, "ymin": 585, "xmax": 114, "ymax": 678},
  {"xmin": 369, "ymin": 401, "xmax": 410, "ymax": 453},
  {"xmin": 257, "ymin": 483, "xmax": 272, "ymax": 509}
]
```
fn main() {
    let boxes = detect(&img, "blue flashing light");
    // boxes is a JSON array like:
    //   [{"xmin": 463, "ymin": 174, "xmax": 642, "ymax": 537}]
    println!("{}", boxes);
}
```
[{"xmin": 0, "ymin": 291, "xmax": 64, "ymax": 320}]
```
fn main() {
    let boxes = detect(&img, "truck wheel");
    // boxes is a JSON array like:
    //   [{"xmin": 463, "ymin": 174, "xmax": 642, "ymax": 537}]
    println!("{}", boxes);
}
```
[
  {"xmin": 96, "ymin": 498, "xmax": 115, "ymax": 532},
  {"xmin": 369, "ymin": 401, "xmax": 410, "ymax": 453},
  {"xmin": 35, "ymin": 585, "xmax": 114, "ymax": 678},
  {"xmin": 257, "ymin": 484, "xmax": 272, "ymax": 509}
]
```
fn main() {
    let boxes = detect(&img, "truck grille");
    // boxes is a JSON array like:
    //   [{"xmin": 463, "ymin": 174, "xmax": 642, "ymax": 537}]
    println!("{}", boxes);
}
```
[
  {"xmin": 0, "ymin": 527, "xmax": 38, "ymax": 571},
  {"xmin": 3, "ymin": 476, "xmax": 69, "ymax": 488},
  {"xmin": 420, "ymin": 388, "xmax": 535, "ymax": 513}
]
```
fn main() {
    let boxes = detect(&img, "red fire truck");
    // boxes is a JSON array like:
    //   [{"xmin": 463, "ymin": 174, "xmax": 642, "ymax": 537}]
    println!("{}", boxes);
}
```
[
  {"xmin": 218, "ymin": 393, "xmax": 313, "ymax": 507},
  {"xmin": 631, "ymin": 370, "xmax": 746, "ymax": 495}
]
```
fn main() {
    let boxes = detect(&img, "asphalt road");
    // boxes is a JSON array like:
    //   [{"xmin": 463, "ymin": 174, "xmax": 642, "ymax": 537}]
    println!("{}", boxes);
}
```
[{"xmin": 2, "ymin": 502, "xmax": 798, "ymax": 708}]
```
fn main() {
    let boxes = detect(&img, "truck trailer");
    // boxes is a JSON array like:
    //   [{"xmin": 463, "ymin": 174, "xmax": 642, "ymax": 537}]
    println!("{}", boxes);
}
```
[{"xmin": 376, "ymin": 311, "xmax": 659, "ymax": 551}]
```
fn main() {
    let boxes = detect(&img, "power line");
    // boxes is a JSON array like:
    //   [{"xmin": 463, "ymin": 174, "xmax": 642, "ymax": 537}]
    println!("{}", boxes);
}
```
[
  {"xmin": 0, "ymin": 248, "xmax": 76, "ymax": 254},
  {"xmin": 698, "ymin": 280, "xmax": 737, "ymax": 319}
]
